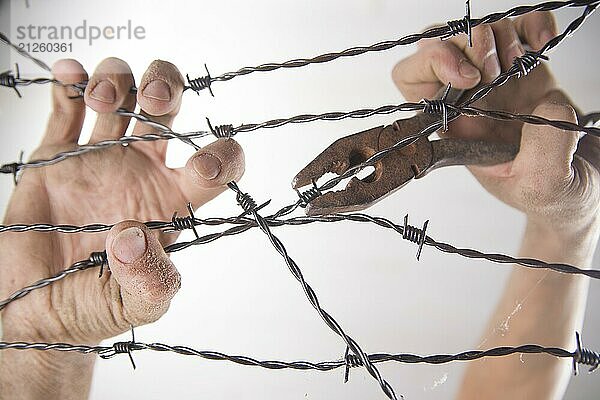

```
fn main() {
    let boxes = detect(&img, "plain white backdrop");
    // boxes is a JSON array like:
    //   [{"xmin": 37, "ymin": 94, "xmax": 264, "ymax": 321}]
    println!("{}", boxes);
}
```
[{"xmin": 1, "ymin": 0, "xmax": 599, "ymax": 398}]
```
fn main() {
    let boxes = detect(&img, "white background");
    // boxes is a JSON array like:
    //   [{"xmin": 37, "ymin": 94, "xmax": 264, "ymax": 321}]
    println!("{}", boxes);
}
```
[{"xmin": 1, "ymin": 0, "xmax": 599, "ymax": 398}]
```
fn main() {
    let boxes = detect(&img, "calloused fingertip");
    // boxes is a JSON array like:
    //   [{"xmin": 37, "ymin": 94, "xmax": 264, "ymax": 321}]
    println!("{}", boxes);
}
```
[
  {"xmin": 185, "ymin": 138, "xmax": 245, "ymax": 188},
  {"xmin": 137, "ymin": 59, "xmax": 184, "ymax": 117}
]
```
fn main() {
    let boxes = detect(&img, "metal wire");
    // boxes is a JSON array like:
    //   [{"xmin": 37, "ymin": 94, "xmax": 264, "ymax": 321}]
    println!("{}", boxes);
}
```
[
  {"xmin": 2, "ymin": 99, "xmax": 596, "ymax": 178},
  {"xmin": 185, "ymin": 0, "xmax": 600, "ymax": 94},
  {"xmin": 0, "ymin": 332, "xmax": 597, "ymax": 374},
  {"xmin": 0, "ymin": 130, "xmax": 207, "ymax": 175},
  {"xmin": 0, "ymin": 3, "xmax": 598, "ymax": 398},
  {"xmin": 226, "ymin": 181, "xmax": 398, "ymax": 400}
]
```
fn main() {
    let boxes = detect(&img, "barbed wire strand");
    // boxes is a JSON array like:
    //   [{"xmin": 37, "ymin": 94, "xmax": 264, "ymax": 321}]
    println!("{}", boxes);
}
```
[
  {"xmin": 185, "ymin": 0, "xmax": 599, "ymax": 94},
  {"xmin": 2, "ymin": 98, "xmax": 598, "ymax": 178},
  {"xmin": 226, "ymin": 181, "xmax": 399, "ymax": 399},
  {"xmin": 0, "ymin": 332, "xmax": 597, "ymax": 374},
  {"xmin": 3, "ymin": 206, "xmax": 600, "ymax": 313}
]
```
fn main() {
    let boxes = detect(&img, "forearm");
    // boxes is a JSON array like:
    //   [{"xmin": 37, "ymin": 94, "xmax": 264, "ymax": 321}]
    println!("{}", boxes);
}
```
[
  {"xmin": 457, "ymin": 217, "xmax": 599, "ymax": 400},
  {"xmin": 0, "ymin": 324, "xmax": 96, "ymax": 400}
]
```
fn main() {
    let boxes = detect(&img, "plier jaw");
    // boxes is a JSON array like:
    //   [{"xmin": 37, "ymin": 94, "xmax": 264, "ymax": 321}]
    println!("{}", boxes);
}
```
[{"xmin": 292, "ymin": 114, "xmax": 436, "ymax": 216}]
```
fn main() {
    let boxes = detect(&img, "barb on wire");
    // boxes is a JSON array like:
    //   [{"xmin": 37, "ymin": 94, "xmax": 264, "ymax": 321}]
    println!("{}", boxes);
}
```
[
  {"xmin": 99, "ymin": 326, "xmax": 140, "ymax": 369},
  {"xmin": 227, "ymin": 181, "xmax": 399, "ymax": 400},
  {"xmin": 422, "ymin": 83, "xmax": 452, "ymax": 132},
  {"xmin": 441, "ymin": 0, "xmax": 474, "ymax": 47},
  {"xmin": 185, "ymin": 0, "xmax": 598, "ymax": 94}
]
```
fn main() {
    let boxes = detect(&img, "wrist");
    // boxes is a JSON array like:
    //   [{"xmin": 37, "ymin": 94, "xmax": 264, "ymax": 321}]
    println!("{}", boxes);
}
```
[
  {"xmin": 523, "ymin": 215, "xmax": 600, "ymax": 268},
  {"xmin": 1, "ymin": 315, "xmax": 96, "ymax": 400}
]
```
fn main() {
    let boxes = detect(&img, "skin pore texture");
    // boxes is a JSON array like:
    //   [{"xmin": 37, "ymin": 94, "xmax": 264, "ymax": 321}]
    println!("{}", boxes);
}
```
[{"xmin": 1, "ymin": 11, "xmax": 599, "ymax": 400}]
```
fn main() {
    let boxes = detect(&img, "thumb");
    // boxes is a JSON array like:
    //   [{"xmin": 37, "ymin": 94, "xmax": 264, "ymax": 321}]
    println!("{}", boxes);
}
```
[
  {"xmin": 512, "ymin": 101, "xmax": 578, "ymax": 186},
  {"xmin": 105, "ymin": 220, "xmax": 181, "ymax": 326}
]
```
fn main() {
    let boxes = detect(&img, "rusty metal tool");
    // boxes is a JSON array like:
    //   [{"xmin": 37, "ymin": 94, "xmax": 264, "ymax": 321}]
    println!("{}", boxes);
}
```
[{"xmin": 292, "ymin": 87, "xmax": 519, "ymax": 216}]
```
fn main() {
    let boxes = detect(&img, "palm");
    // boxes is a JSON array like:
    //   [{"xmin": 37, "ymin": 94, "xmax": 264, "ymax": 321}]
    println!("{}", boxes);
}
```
[{"xmin": 1, "ymin": 142, "xmax": 190, "ymax": 341}]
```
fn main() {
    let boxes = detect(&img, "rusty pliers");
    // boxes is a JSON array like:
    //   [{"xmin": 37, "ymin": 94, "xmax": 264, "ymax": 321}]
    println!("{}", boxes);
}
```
[{"xmin": 292, "ymin": 87, "xmax": 518, "ymax": 216}]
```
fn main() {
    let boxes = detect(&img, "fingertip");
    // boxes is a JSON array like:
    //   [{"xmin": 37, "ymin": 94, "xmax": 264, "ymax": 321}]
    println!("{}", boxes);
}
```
[
  {"xmin": 106, "ymin": 220, "xmax": 180, "ymax": 306},
  {"xmin": 185, "ymin": 138, "xmax": 245, "ymax": 189},
  {"xmin": 137, "ymin": 59, "xmax": 184, "ymax": 116},
  {"xmin": 84, "ymin": 57, "xmax": 135, "ymax": 114},
  {"xmin": 51, "ymin": 58, "xmax": 87, "ymax": 81},
  {"xmin": 51, "ymin": 58, "xmax": 88, "ymax": 102}
]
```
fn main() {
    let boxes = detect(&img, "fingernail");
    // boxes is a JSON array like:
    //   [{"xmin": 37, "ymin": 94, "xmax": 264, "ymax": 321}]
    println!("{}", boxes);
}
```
[
  {"xmin": 142, "ymin": 80, "xmax": 171, "ymax": 101},
  {"xmin": 193, "ymin": 153, "xmax": 222, "ymax": 180},
  {"xmin": 483, "ymin": 51, "xmax": 501, "ymax": 80},
  {"xmin": 89, "ymin": 80, "xmax": 116, "ymax": 103},
  {"xmin": 539, "ymin": 30, "xmax": 555, "ymax": 46},
  {"xmin": 113, "ymin": 227, "xmax": 147, "ymax": 264},
  {"xmin": 458, "ymin": 59, "xmax": 480, "ymax": 80}
]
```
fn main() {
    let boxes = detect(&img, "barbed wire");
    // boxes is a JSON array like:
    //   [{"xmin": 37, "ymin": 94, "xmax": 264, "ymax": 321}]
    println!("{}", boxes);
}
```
[
  {"xmin": 3, "ymin": 209, "xmax": 599, "ymax": 314},
  {"xmin": 185, "ymin": 0, "xmax": 600, "ymax": 95},
  {"xmin": 2, "ymin": 2, "xmax": 598, "ymax": 180},
  {"xmin": 0, "ymin": 1, "xmax": 598, "ymax": 398},
  {"xmin": 0, "ymin": 331, "xmax": 598, "ymax": 374},
  {"xmin": 2, "ymin": 100, "xmax": 598, "ymax": 180}
]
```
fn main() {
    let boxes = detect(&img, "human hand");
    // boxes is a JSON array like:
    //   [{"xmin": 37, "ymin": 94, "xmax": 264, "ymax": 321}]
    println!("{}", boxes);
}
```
[
  {"xmin": 392, "ymin": 13, "xmax": 599, "ymax": 238},
  {"xmin": 0, "ymin": 58, "xmax": 244, "ymax": 347}
]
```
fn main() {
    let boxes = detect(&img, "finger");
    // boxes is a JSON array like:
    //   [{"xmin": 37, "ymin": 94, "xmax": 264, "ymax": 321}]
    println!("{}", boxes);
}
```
[
  {"xmin": 447, "ymin": 24, "xmax": 501, "ymax": 82},
  {"xmin": 491, "ymin": 19, "xmax": 525, "ymax": 71},
  {"xmin": 392, "ymin": 42, "xmax": 481, "ymax": 102},
  {"xmin": 41, "ymin": 59, "xmax": 88, "ymax": 146},
  {"xmin": 132, "ymin": 60, "xmax": 185, "ymax": 159},
  {"xmin": 178, "ymin": 138, "xmax": 245, "ymax": 209},
  {"xmin": 105, "ymin": 221, "xmax": 181, "ymax": 326},
  {"xmin": 85, "ymin": 57, "xmax": 136, "ymax": 143},
  {"xmin": 514, "ymin": 11, "xmax": 558, "ymax": 51}
]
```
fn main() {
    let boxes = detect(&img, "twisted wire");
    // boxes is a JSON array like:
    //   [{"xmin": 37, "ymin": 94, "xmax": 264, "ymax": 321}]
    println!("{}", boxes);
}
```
[
  {"xmin": 227, "ymin": 181, "xmax": 398, "ymax": 400},
  {"xmin": 0, "ymin": 333, "xmax": 597, "ymax": 375},
  {"xmin": 0, "ymin": 130, "xmax": 208, "ymax": 175},
  {"xmin": 0, "ymin": 32, "xmax": 51, "ymax": 71},
  {"xmin": 2, "ymin": 98, "xmax": 597, "ymax": 179},
  {"xmin": 0, "ymin": 251, "xmax": 106, "ymax": 311},
  {"xmin": 185, "ymin": 0, "xmax": 599, "ymax": 92},
  {"xmin": 2, "ymin": 209, "xmax": 599, "ymax": 314}
]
